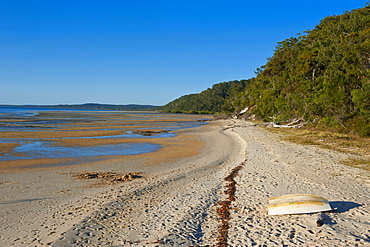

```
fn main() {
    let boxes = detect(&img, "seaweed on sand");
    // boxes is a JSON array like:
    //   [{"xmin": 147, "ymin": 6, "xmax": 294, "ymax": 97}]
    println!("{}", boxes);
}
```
[{"xmin": 216, "ymin": 163, "xmax": 244, "ymax": 246}]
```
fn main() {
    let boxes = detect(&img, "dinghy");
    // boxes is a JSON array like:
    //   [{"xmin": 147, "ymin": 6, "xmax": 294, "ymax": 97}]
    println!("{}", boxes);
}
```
[{"xmin": 268, "ymin": 194, "xmax": 332, "ymax": 215}]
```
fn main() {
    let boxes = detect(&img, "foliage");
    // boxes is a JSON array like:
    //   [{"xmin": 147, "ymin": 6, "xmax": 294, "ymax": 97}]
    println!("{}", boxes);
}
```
[
  {"xmin": 241, "ymin": 5, "xmax": 370, "ymax": 136},
  {"xmin": 163, "ymin": 4, "xmax": 370, "ymax": 136},
  {"xmin": 162, "ymin": 80, "xmax": 251, "ymax": 114}
]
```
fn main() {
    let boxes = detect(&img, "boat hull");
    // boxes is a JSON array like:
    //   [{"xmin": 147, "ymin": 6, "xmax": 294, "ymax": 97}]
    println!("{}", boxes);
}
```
[{"xmin": 268, "ymin": 194, "xmax": 332, "ymax": 215}]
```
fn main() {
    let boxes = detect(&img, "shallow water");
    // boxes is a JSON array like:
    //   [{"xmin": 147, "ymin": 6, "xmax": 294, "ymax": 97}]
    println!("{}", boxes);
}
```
[
  {"xmin": 0, "ymin": 109, "xmax": 209, "ymax": 166},
  {"xmin": 6, "ymin": 141, "xmax": 161, "ymax": 160}
]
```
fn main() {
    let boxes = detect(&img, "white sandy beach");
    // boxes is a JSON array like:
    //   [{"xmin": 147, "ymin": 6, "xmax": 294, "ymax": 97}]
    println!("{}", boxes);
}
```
[{"xmin": 0, "ymin": 119, "xmax": 369, "ymax": 246}]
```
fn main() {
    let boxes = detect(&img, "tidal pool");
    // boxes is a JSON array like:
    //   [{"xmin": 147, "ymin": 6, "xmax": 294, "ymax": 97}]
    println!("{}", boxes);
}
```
[
  {"xmin": 2, "ymin": 141, "xmax": 161, "ymax": 161},
  {"xmin": 0, "ymin": 109, "xmax": 210, "ymax": 167}
]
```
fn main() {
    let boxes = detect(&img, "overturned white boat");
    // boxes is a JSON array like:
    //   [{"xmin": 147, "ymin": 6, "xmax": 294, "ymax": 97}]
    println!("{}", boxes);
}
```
[{"xmin": 268, "ymin": 194, "xmax": 332, "ymax": 215}]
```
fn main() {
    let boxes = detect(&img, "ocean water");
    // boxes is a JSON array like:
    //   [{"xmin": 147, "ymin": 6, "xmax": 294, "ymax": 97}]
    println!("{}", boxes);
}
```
[
  {"xmin": 0, "ymin": 107, "xmax": 208, "ymax": 166},
  {"xmin": 0, "ymin": 106, "xmax": 93, "ymax": 116}
]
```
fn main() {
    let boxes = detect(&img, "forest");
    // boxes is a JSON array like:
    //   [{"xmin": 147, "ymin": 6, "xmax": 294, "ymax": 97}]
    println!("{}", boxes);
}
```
[
  {"xmin": 163, "ymin": 5, "xmax": 370, "ymax": 136},
  {"xmin": 162, "ymin": 79, "xmax": 250, "ymax": 114}
]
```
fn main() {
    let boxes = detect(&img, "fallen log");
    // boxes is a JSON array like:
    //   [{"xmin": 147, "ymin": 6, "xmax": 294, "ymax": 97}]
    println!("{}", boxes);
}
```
[{"xmin": 270, "ymin": 118, "xmax": 305, "ymax": 128}]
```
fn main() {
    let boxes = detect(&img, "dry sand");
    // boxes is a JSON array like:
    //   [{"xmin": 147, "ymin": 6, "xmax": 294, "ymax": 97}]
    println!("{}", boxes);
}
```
[{"xmin": 0, "ymin": 119, "xmax": 369, "ymax": 246}]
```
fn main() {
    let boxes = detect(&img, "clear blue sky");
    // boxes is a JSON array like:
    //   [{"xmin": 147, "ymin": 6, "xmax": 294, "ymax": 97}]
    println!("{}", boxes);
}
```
[{"xmin": 1, "ymin": 0, "xmax": 367, "ymax": 105}]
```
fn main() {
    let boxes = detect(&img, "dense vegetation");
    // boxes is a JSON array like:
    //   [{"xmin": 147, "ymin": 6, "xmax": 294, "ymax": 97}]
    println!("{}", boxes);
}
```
[
  {"xmin": 164, "ymin": 5, "xmax": 370, "ymax": 136},
  {"xmin": 162, "ymin": 80, "xmax": 250, "ymax": 114},
  {"xmin": 244, "ymin": 5, "xmax": 370, "ymax": 136}
]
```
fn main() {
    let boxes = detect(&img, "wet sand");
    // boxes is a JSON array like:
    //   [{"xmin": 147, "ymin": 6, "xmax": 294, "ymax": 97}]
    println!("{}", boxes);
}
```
[
  {"xmin": 0, "ymin": 112, "xmax": 208, "ymax": 172},
  {"xmin": 0, "ymin": 117, "xmax": 369, "ymax": 246}
]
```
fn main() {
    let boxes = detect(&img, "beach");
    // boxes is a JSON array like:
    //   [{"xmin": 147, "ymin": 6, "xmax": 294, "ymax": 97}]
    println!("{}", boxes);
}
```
[{"xmin": 0, "ymin": 117, "xmax": 369, "ymax": 246}]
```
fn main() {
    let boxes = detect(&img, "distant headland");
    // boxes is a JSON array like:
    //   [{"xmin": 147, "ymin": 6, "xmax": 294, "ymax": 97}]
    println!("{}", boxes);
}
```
[{"xmin": 0, "ymin": 103, "xmax": 161, "ymax": 111}]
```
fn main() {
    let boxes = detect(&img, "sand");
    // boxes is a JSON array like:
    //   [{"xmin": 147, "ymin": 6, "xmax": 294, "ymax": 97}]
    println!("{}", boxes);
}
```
[{"xmin": 0, "ymin": 119, "xmax": 369, "ymax": 246}]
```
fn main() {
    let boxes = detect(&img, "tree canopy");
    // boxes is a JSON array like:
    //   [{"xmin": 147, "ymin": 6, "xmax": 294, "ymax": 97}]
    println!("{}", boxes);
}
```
[
  {"xmin": 162, "ymin": 80, "xmax": 250, "ymax": 114},
  {"xmin": 243, "ymin": 5, "xmax": 370, "ymax": 136},
  {"xmin": 163, "ymin": 5, "xmax": 370, "ymax": 136}
]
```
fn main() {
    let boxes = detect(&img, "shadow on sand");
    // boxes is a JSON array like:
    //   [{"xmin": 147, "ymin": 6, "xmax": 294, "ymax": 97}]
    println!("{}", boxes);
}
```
[
  {"xmin": 329, "ymin": 201, "xmax": 362, "ymax": 213},
  {"xmin": 318, "ymin": 201, "xmax": 363, "ymax": 227},
  {"xmin": 0, "ymin": 198, "xmax": 49, "ymax": 205}
]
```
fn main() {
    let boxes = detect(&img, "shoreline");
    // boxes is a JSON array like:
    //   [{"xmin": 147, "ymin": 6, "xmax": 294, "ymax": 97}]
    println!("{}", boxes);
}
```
[
  {"xmin": 1, "ymin": 119, "xmax": 369, "ymax": 246},
  {"xmin": 0, "ymin": 119, "xmax": 239, "ymax": 246},
  {"xmin": 0, "ymin": 112, "xmax": 211, "ymax": 173}
]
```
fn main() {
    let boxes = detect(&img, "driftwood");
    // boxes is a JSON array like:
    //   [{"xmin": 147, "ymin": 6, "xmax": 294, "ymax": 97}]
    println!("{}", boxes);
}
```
[{"xmin": 270, "ymin": 118, "xmax": 306, "ymax": 128}]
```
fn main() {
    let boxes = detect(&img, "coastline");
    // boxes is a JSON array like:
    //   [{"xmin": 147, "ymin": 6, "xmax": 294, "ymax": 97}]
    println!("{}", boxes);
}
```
[
  {"xmin": 1, "ymin": 119, "xmax": 369, "ymax": 246},
  {"xmin": 0, "ymin": 119, "xmax": 239, "ymax": 246}
]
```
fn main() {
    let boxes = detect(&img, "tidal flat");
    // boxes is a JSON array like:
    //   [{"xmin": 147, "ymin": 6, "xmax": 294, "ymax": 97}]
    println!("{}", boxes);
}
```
[
  {"xmin": 0, "ymin": 114, "xmax": 369, "ymax": 246},
  {"xmin": 0, "ymin": 111, "xmax": 210, "ymax": 172}
]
